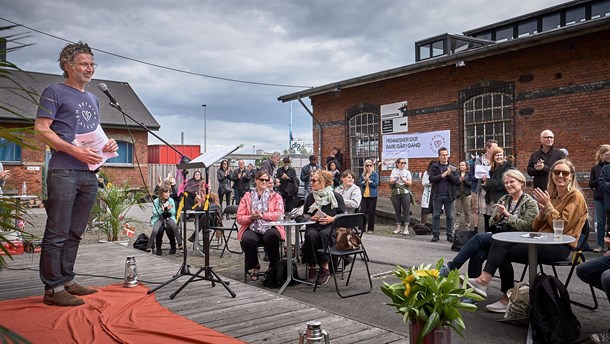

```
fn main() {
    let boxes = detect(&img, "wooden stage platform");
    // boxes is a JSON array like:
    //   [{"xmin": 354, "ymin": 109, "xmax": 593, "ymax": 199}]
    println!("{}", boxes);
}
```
[{"xmin": 0, "ymin": 243, "xmax": 407, "ymax": 343}]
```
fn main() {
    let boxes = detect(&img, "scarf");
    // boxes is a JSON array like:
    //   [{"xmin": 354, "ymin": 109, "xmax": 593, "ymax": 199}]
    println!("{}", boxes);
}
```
[
  {"xmin": 308, "ymin": 186, "xmax": 338, "ymax": 213},
  {"xmin": 250, "ymin": 188, "xmax": 271, "ymax": 234}
]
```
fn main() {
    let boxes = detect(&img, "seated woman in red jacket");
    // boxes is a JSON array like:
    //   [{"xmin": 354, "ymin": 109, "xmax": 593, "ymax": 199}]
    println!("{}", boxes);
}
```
[{"xmin": 236, "ymin": 171, "xmax": 285, "ymax": 281}]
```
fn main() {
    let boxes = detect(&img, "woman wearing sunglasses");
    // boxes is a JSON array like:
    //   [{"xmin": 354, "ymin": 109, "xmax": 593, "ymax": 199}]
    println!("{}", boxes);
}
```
[
  {"xmin": 359, "ymin": 159, "xmax": 379, "ymax": 233},
  {"xmin": 390, "ymin": 158, "xmax": 413, "ymax": 235},
  {"xmin": 303, "ymin": 170, "xmax": 347, "ymax": 285},
  {"xmin": 236, "ymin": 171, "xmax": 285, "ymax": 281},
  {"xmin": 469, "ymin": 159, "xmax": 588, "ymax": 312}
]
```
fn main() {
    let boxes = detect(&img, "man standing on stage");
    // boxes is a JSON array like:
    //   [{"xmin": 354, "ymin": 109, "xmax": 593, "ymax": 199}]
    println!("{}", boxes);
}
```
[{"xmin": 35, "ymin": 42, "xmax": 117, "ymax": 306}]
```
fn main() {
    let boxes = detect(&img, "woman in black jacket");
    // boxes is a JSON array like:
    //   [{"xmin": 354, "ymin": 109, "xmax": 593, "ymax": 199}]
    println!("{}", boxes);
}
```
[
  {"xmin": 590, "ymin": 144, "xmax": 610, "ymax": 252},
  {"xmin": 482, "ymin": 147, "xmax": 513, "ymax": 232}
]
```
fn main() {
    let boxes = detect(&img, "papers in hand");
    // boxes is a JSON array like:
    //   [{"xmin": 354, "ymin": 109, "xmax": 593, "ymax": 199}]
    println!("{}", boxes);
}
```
[
  {"xmin": 474, "ymin": 165, "xmax": 491, "ymax": 179},
  {"xmin": 73, "ymin": 126, "xmax": 118, "ymax": 171},
  {"xmin": 521, "ymin": 232, "xmax": 547, "ymax": 239}
]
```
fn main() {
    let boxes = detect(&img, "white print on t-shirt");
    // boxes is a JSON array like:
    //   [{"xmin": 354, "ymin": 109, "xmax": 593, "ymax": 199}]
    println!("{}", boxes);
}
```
[{"xmin": 75, "ymin": 101, "xmax": 99, "ymax": 132}]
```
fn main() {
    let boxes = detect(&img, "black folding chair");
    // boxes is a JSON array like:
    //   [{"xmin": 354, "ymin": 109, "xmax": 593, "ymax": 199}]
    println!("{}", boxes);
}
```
[
  {"xmin": 209, "ymin": 205, "xmax": 242, "ymax": 257},
  {"xmin": 519, "ymin": 220, "xmax": 598, "ymax": 310},
  {"xmin": 313, "ymin": 213, "xmax": 372, "ymax": 298}
]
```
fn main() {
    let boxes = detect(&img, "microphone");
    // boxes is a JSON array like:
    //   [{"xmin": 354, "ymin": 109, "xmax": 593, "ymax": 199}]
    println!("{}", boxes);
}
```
[{"xmin": 98, "ymin": 83, "xmax": 120, "ymax": 107}]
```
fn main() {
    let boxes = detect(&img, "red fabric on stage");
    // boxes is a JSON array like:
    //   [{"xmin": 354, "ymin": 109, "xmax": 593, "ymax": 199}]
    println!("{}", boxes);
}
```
[{"xmin": 0, "ymin": 284, "xmax": 244, "ymax": 344}]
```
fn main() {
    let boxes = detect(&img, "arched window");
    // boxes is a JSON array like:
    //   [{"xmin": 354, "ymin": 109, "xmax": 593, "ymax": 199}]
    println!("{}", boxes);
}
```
[
  {"xmin": 462, "ymin": 92, "xmax": 513, "ymax": 158},
  {"xmin": 106, "ymin": 140, "xmax": 133, "ymax": 165},
  {"xmin": 347, "ymin": 104, "xmax": 379, "ymax": 173},
  {"xmin": 0, "ymin": 138, "xmax": 22, "ymax": 163}
]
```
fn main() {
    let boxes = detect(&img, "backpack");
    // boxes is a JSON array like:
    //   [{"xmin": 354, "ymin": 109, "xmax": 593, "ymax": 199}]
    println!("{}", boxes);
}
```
[
  {"xmin": 132, "ymin": 233, "xmax": 149, "ymax": 251},
  {"xmin": 262, "ymin": 259, "xmax": 299, "ymax": 288},
  {"xmin": 451, "ymin": 230, "xmax": 477, "ymax": 252},
  {"xmin": 528, "ymin": 273, "xmax": 580, "ymax": 343}
]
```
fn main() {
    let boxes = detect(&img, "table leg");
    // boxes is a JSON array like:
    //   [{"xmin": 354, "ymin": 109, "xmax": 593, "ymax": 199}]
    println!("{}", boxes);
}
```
[
  {"xmin": 526, "ymin": 243, "xmax": 537, "ymax": 344},
  {"xmin": 193, "ymin": 216, "xmax": 204, "ymax": 256},
  {"xmin": 278, "ymin": 224, "xmax": 293, "ymax": 295}
]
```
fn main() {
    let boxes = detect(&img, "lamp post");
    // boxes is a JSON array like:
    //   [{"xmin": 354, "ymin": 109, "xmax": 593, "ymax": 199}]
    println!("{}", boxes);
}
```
[{"xmin": 201, "ymin": 104, "xmax": 207, "ymax": 152}]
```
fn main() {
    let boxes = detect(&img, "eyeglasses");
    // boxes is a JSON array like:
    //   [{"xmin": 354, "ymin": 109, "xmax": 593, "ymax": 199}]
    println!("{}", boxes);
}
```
[
  {"xmin": 311, "ymin": 178, "xmax": 320, "ymax": 183},
  {"xmin": 398, "ymin": 162, "xmax": 406, "ymax": 164},
  {"xmin": 258, "ymin": 178, "xmax": 270, "ymax": 183},
  {"xmin": 365, "ymin": 164, "xmax": 372, "ymax": 167},
  {"xmin": 542, "ymin": 136, "xmax": 554, "ymax": 139},
  {"xmin": 551, "ymin": 170, "xmax": 571, "ymax": 177},
  {"xmin": 72, "ymin": 62, "xmax": 98, "ymax": 69}
]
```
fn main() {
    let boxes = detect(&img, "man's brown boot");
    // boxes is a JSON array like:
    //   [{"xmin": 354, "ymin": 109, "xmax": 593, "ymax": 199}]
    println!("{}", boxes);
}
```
[
  {"xmin": 43, "ymin": 290, "xmax": 85, "ymax": 307},
  {"xmin": 65, "ymin": 283, "xmax": 98, "ymax": 296}
]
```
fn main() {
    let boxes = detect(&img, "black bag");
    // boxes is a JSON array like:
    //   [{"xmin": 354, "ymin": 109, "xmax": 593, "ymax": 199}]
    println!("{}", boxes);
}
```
[
  {"xmin": 412, "ymin": 223, "xmax": 432, "ymax": 235},
  {"xmin": 451, "ymin": 230, "xmax": 477, "ymax": 251},
  {"xmin": 528, "ymin": 273, "xmax": 580, "ymax": 344},
  {"xmin": 133, "ymin": 233, "xmax": 149, "ymax": 251},
  {"xmin": 491, "ymin": 220, "xmax": 509, "ymax": 233},
  {"xmin": 263, "ymin": 259, "xmax": 299, "ymax": 288},
  {"xmin": 220, "ymin": 183, "xmax": 232, "ymax": 195}
]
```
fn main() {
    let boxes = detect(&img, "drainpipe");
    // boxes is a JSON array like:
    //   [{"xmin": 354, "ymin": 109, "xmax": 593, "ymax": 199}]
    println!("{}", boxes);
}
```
[{"xmin": 296, "ymin": 96, "xmax": 322, "ymax": 162}]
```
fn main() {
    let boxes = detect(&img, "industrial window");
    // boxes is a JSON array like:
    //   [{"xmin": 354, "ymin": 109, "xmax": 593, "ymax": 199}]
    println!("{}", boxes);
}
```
[
  {"xmin": 0, "ymin": 138, "xmax": 22, "ymax": 163},
  {"xmin": 106, "ymin": 140, "xmax": 133, "ymax": 165},
  {"xmin": 592, "ymin": 0, "xmax": 610, "ymax": 19},
  {"xmin": 518, "ymin": 20, "xmax": 538, "ymax": 37},
  {"xmin": 348, "ymin": 112, "xmax": 379, "ymax": 174},
  {"xmin": 565, "ymin": 6, "xmax": 586, "ymax": 25},
  {"xmin": 495, "ymin": 26, "xmax": 513, "ymax": 42},
  {"xmin": 542, "ymin": 13, "xmax": 561, "ymax": 31},
  {"xmin": 463, "ymin": 92, "xmax": 513, "ymax": 159}
]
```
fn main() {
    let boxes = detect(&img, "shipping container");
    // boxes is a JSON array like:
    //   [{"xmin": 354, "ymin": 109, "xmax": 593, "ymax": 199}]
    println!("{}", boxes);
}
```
[{"xmin": 148, "ymin": 145, "xmax": 201, "ymax": 164}]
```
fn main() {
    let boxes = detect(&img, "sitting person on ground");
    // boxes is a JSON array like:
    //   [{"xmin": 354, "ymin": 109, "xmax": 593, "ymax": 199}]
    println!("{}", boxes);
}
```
[
  {"xmin": 236, "ymin": 171, "xmax": 285, "ymax": 281},
  {"xmin": 148, "ymin": 186, "xmax": 180, "ymax": 255},
  {"xmin": 335, "ymin": 170, "xmax": 362, "ymax": 214},
  {"xmin": 469, "ymin": 159, "xmax": 588, "ymax": 313},
  {"xmin": 576, "ymin": 236, "xmax": 610, "ymax": 344},
  {"xmin": 303, "ymin": 170, "xmax": 347, "ymax": 285},
  {"xmin": 440, "ymin": 170, "xmax": 538, "ymax": 278}
]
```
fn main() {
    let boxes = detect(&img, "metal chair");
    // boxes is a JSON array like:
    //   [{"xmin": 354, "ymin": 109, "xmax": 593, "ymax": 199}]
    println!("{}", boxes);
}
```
[
  {"xmin": 313, "ymin": 213, "xmax": 373, "ymax": 298},
  {"xmin": 519, "ymin": 220, "xmax": 598, "ymax": 310},
  {"xmin": 208, "ymin": 205, "xmax": 242, "ymax": 257}
]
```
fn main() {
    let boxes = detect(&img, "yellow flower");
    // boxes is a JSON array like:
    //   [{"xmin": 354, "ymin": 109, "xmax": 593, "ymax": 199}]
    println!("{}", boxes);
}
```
[
  {"xmin": 107, "ymin": 182, "xmax": 113, "ymax": 188},
  {"xmin": 403, "ymin": 282, "xmax": 411, "ymax": 298},
  {"xmin": 417, "ymin": 269, "xmax": 439, "ymax": 278}
]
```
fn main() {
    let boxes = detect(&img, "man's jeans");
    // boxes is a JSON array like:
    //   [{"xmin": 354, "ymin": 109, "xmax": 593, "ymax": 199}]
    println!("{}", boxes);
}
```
[
  {"xmin": 450, "ymin": 232, "xmax": 492, "ymax": 277},
  {"xmin": 40, "ymin": 170, "xmax": 98, "ymax": 290},
  {"xmin": 234, "ymin": 188, "xmax": 246, "ymax": 207},
  {"xmin": 594, "ymin": 199, "xmax": 607, "ymax": 247},
  {"xmin": 432, "ymin": 193, "xmax": 454, "ymax": 238},
  {"xmin": 576, "ymin": 255, "xmax": 610, "ymax": 301}
]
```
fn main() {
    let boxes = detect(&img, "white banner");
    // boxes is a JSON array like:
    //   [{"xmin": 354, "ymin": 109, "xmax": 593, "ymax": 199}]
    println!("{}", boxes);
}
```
[{"xmin": 382, "ymin": 130, "xmax": 451, "ymax": 160}]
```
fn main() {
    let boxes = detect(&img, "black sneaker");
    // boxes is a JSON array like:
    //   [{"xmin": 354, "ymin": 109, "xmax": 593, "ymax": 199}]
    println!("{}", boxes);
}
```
[
  {"xmin": 431, "ymin": 236, "xmax": 439, "ymax": 242},
  {"xmin": 169, "ymin": 247, "xmax": 176, "ymax": 255},
  {"xmin": 155, "ymin": 249, "xmax": 162, "ymax": 256},
  {"xmin": 447, "ymin": 236, "xmax": 454, "ymax": 243}
]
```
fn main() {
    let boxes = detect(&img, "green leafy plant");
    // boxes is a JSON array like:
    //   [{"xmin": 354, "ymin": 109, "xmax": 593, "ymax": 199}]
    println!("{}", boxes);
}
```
[
  {"xmin": 380, "ymin": 258, "xmax": 484, "ymax": 344},
  {"xmin": 91, "ymin": 182, "xmax": 145, "ymax": 242}
]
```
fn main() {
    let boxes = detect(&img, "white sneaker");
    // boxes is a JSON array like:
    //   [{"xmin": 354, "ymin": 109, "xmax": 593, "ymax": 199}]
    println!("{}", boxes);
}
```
[
  {"xmin": 393, "ymin": 227, "xmax": 402, "ymax": 234},
  {"xmin": 403, "ymin": 228, "xmax": 409, "ymax": 235},
  {"xmin": 467, "ymin": 278, "xmax": 488, "ymax": 298},
  {"xmin": 485, "ymin": 300, "xmax": 508, "ymax": 313},
  {"xmin": 591, "ymin": 332, "xmax": 610, "ymax": 343}
]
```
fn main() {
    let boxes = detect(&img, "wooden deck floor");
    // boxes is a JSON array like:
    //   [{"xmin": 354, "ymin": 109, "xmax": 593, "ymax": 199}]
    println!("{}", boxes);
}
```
[{"xmin": 0, "ymin": 243, "xmax": 407, "ymax": 343}]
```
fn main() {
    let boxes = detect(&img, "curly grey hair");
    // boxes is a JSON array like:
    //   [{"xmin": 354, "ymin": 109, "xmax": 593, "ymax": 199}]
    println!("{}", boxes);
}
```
[{"xmin": 58, "ymin": 41, "xmax": 93, "ymax": 78}]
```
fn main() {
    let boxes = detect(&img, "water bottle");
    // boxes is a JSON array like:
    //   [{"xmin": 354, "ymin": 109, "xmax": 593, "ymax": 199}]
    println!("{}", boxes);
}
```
[{"xmin": 21, "ymin": 182, "xmax": 27, "ymax": 196}]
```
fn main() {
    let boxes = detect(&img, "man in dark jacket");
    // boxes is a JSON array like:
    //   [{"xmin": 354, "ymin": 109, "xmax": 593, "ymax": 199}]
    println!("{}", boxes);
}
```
[
  {"xmin": 300, "ymin": 154, "xmax": 320, "ymax": 198},
  {"xmin": 230, "ymin": 160, "xmax": 251, "ymax": 206},
  {"xmin": 429, "ymin": 147, "xmax": 460, "ymax": 243},
  {"xmin": 276, "ymin": 157, "xmax": 299, "ymax": 212},
  {"xmin": 527, "ymin": 130, "xmax": 566, "ymax": 191}
]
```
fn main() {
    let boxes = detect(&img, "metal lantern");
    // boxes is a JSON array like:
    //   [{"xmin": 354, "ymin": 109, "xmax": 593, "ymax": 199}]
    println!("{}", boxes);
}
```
[
  {"xmin": 298, "ymin": 321, "xmax": 330, "ymax": 344},
  {"xmin": 123, "ymin": 256, "xmax": 139, "ymax": 288}
]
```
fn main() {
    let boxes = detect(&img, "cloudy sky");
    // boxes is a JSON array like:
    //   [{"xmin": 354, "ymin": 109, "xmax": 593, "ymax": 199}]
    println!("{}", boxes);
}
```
[{"xmin": 1, "ymin": 0, "xmax": 566, "ymax": 154}]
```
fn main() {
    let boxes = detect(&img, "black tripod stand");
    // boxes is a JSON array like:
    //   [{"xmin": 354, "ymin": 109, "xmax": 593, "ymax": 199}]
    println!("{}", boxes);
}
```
[{"xmin": 148, "ymin": 153, "xmax": 238, "ymax": 299}]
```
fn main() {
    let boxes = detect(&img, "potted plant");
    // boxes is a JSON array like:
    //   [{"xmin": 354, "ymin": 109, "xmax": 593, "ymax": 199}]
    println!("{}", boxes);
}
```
[
  {"xmin": 381, "ymin": 258, "xmax": 484, "ymax": 344},
  {"xmin": 91, "ymin": 182, "xmax": 145, "ymax": 242}
]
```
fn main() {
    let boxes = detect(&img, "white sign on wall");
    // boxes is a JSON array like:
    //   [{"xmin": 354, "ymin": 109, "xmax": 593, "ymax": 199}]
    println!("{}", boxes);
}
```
[
  {"xmin": 380, "ymin": 101, "xmax": 408, "ymax": 134},
  {"xmin": 382, "ymin": 130, "xmax": 451, "ymax": 161}
]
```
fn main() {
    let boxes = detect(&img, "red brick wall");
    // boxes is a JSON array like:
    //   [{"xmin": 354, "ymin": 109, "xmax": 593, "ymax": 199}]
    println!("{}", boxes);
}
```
[{"xmin": 310, "ymin": 29, "xmax": 610, "ymax": 201}]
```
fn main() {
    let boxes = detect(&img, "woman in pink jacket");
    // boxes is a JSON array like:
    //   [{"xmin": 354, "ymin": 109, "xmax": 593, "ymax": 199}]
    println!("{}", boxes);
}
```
[{"xmin": 237, "ymin": 170, "xmax": 285, "ymax": 280}]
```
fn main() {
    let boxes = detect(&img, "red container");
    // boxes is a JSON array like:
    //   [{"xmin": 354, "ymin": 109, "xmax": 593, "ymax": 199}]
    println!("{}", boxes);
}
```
[
  {"xmin": 148, "ymin": 145, "xmax": 201, "ymax": 164},
  {"xmin": 0, "ymin": 240, "xmax": 25, "ymax": 256}
]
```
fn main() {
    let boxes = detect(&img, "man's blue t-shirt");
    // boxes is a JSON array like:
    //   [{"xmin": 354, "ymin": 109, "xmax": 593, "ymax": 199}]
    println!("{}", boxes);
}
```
[{"xmin": 36, "ymin": 83, "xmax": 101, "ymax": 171}]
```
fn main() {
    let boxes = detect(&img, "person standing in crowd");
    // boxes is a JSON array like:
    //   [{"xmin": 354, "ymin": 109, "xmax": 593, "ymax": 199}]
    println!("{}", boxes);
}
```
[
  {"xmin": 276, "ymin": 156, "xmax": 299, "ymax": 212},
  {"xmin": 231, "ymin": 160, "xmax": 251, "ymax": 207},
  {"xmin": 481, "ymin": 147, "xmax": 513, "ymax": 226},
  {"xmin": 475, "ymin": 139, "xmax": 498, "ymax": 232},
  {"xmin": 302, "ymin": 170, "xmax": 346, "ymax": 285},
  {"xmin": 527, "ymin": 129, "xmax": 566, "ymax": 191},
  {"xmin": 217, "ymin": 160, "xmax": 232, "ymax": 211},
  {"xmin": 237, "ymin": 171, "xmax": 285, "ymax": 281},
  {"xmin": 429, "ymin": 147, "xmax": 460, "ymax": 242},
  {"xmin": 336, "ymin": 170, "xmax": 362, "ymax": 214},
  {"xmin": 247, "ymin": 163, "xmax": 256, "ymax": 188},
  {"xmin": 327, "ymin": 160, "xmax": 341, "ymax": 188},
  {"xmin": 601, "ymin": 163, "xmax": 610, "ymax": 235},
  {"xmin": 453, "ymin": 161, "xmax": 472, "ymax": 232},
  {"xmin": 389, "ymin": 158, "xmax": 413, "ymax": 235},
  {"xmin": 359, "ymin": 159, "xmax": 379, "ymax": 233},
  {"xmin": 260, "ymin": 151, "xmax": 281, "ymax": 185},
  {"xmin": 148, "ymin": 186, "xmax": 179, "ymax": 256},
  {"xmin": 590, "ymin": 145, "xmax": 610, "ymax": 252},
  {"xmin": 326, "ymin": 147, "xmax": 344, "ymax": 170},
  {"xmin": 301, "ymin": 154, "xmax": 320, "ymax": 198},
  {"xmin": 467, "ymin": 154, "xmax": 479, "ymax": 231},
  {"xmin": 35, "ymin": 42, "xmax": 118, "ymax": 306},
  {"xmin": 420, "ymin": 160, "xmax": 435, "ymax": 225}
]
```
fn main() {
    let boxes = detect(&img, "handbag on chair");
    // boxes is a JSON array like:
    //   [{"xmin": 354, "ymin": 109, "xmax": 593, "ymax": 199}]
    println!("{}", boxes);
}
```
[{"xmin": 336, "ymin": 227, "xmax": 361, "ymax": 250}]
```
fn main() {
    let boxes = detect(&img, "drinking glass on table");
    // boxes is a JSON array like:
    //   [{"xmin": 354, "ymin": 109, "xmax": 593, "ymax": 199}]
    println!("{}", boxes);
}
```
[{"xmin": 552, "ymin": 219, "xmax": 564, "ymax": 238}]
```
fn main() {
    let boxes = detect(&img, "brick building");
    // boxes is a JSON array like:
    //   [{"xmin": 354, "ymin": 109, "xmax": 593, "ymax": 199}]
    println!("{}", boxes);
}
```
[
  {"xmin": 279, "ymin": 0, "xmax": 610, "ymax": 200},
  {"xmin": 0, "ymin": 70, "xmax": 159, "ymax": 197}
]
